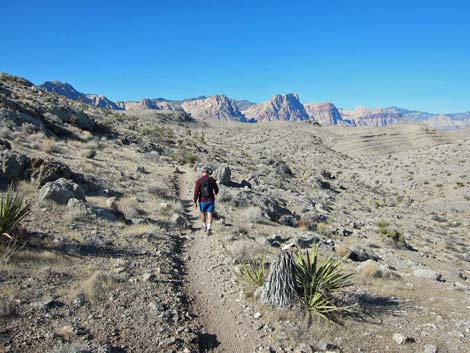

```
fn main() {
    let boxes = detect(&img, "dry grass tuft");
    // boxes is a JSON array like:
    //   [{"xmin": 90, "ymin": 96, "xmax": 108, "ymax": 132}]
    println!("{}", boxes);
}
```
[
  {"xmin": 242, "ymin": 206, "xmax": 264, "ymax": 224},
  {"xmin": 125, "ymin": 223, "xmax": 158, "ymax": 237},
  {"xmin": 55, "ymin": 325, "xmax": 75, "ymax": 341},
  {"xmin": 78, "ymin": 271, "xmax": 120, "ymax": 303},
  {"xmin": 334, "ymin": 243, "xmax": 350, "ymax": 257},
  {"xmin": 116, "ymin": 197, "xmax": 145, "ymax": 219},
  {"xmin": 148, "ymin": 183, "xmax": 174, "ymax": 200},
  {"xmin": 359, "ymin": 261, "xmax": 378, "ymax": 277},
  {"xmin": 316, "ymin": 222, "xmax": 331, "ymax": 236},
  {"xmin": 42, "ymin": 138, "xmax": 62, "ymax": 154}
]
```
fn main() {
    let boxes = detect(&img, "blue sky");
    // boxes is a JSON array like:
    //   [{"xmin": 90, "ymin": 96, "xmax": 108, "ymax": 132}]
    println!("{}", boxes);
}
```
[{"xmin": 2, "ymin": 0, "xmax": 470, "ymax": 113}]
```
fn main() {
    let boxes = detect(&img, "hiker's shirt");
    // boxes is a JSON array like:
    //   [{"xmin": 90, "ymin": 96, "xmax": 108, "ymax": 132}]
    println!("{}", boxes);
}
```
[{"xmin": 194, "ymin": 175, "xmax": 218, "ymax": 203}]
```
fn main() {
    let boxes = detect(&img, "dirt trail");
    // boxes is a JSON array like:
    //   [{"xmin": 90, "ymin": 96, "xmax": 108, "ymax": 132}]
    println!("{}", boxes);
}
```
[{"xmin": 177, "ymin": 168, "xmax": 270, "ymax": 353}]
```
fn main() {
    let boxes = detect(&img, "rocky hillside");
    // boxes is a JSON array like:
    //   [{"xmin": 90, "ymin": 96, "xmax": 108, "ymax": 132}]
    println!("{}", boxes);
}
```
[
  {"xmin": 242, "ymin": 93, "xmax": 309, "ymax": 122},
  {"xmin": 181, "ymin": 95, "xmax": 247, "ymax": 121},
  {"xmin": 39, "ymin": 81, "xmax": 123, "ymax": 111},
  {"xmin": 304, "ymin": 102, "xmax": 353, "ymax": 126},
  {"xmin": 423, "ymin": 113, "xmax": 470, "ymax": 130},
  {"xmin": 116, "ymin": 98, "xmax": 184, "ymax": 111},
  {"xmin": 1, "ymin": 72, "xmax": 469, "ymax": 353},
  {"xmin": 339, "ymin": 106, "xmax": 405, "ymax": 126}
]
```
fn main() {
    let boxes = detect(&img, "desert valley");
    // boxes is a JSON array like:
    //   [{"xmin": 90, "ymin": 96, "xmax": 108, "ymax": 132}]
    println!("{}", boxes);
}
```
[{"xmin": 0, "ymin": 72, "xmax": 469, "ymax": 353}]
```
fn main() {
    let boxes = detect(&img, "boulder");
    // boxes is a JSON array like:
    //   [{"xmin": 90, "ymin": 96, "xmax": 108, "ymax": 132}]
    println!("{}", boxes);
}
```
[
  {"xmin": 424, "ymin": 344, "xmax": 438, "ymax": 353},
  {"xmin": 67, "ymin": 198, "xmax": 116, "ymax": 221},
  {"xmin": 348, "ymin": 246, "xmax": 380, "ymax": 262},
  {"xmin": 45, "ymin": 106, "xmax": 96, "ymax": 132},
  {"xmin": 356, "ymin": 260, "xmax": 400, "ymax": 279},
  {"xmin": 412, "ymin": 268, "xmax": 442, "ymax": 281},
  {"xmin": 30, "ymin": 158, "xmax": 73, "ymax": 186},
  {"xmin": 0, "ymin": 150, "xmax": 30, "ymax": 181},
  {"xmin": 392, "ymin": 333, "xmax": 414, "ymax": 345},
  {"xmin": 320, "ymin": 170, "xmax": 336, "ymax": 180},
  {"xmin": 278, "ymin": 214, "xmax": 298, "ymax": 227},
  {"xmin": 0, "ymin": 139, "xmax": 11, "ymax": 151},
  {"xmin": 255, "ymin": 195, "xmax": 293, "ymax": 222},
  {"xmin": 39, "ymin": 178, "xmax": 86, "ymax": 204},
  {"xmin": 296, "ymin": 234, "xmax": 318, "ymax": 248},
  {"xmin": 213, "ymin": 164, "xmax": 231, "ymax": 185}
]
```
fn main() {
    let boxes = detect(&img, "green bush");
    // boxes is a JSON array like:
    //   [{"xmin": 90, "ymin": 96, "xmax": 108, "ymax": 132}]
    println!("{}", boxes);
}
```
[
  {"xmin": 185, "ymin": 153, "xmax": 198, "ymax": 165},
  {"xmin": 294, "ymin": 245, "xmax": 352, "ymax": 321},
  {"xmin": 377, "ymin": 219, "xmax": 405, "ymax": 244},
  {"xmin": 239, "ymin": 257, "xmax": 266, "ymax": 287}
]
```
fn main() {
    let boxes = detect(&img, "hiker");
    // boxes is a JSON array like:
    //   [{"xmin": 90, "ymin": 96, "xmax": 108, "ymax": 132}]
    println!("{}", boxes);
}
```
[{"xmin": 193, "ymin": 166, "xmax": 218, "ymax": 234}]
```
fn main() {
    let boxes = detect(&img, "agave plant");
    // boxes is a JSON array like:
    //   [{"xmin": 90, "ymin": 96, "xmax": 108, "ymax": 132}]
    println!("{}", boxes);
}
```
[
  {"xmin": 294, "ymin": 245, "xmax": 353, "ymax": 321},
  {"xmin": 239, "ymin": 256, "xmax": 266, "ymax": 287},
  {"xmin": 0, "ymin": 185, "xmax": 32, "ymax": 240}
]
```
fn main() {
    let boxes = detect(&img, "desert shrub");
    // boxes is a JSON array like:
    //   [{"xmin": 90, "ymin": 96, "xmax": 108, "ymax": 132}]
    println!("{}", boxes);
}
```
[
  {"xmin": 239, "ymin": 256, "xmax": 266, "ymax": 287},
  {"xmin": 50, "ymin": 343, "xmax": 91, "ymax": 353},
  {"xmin": 233, "ymin": 223, "xmax": 249, "ymax": 236},
  {"xmin": 294, "ymin": 246, "xmax": 353, "ymax": 321},
  {"xmin": 376, "ymin": 219, "xmax": 389, "ymax": 229},
  {"xmin": 297, "ymin": 219, "xmax": 312, "ymax": 230},
  {"xmin": 79, "ymin": 271, "xmax": 119, "ymax": 303},
  {"xmin": 166, "ymin": 128, "xmax": 174, "ymax": 138},
  {"xmin": 334, "ymin": 243, "xmax": 350, "ymax": 257},
  {"xmin": 0, "ymin": 186, "xmax": 32, "ymax": 240},
  {"xmin": 116, "ymin": 197, "xmax": 145, "ymax": 219},
  {"xmin": 185, "ymin": 152, "xmax": 198, "ymax": 165},
  {"xmin": 359, "ymin": 261, "xmax": 378, "ymax": 277},
  {"xmin": 169, "ymin": 199, "xmax": 185, "ymax": 215},
  {"xmin": 79, "ymin": 130, "xmax": 93, "ymax": 142},
  {"xmin": 242, "ymin": 206, "xmax": 264, "ymax": 224},
  {"xmin": 159, "ymin": 199, "xmax": 185, "ymax": 217},
  {"xmin": 78, "ymin": 148, "xmax": 96, "ymax": 160},
  {"xmin": 42, "ymin": 138, "xmax": 62, "ymax": 154},
  {"xmin": 0, "ymin": 297, "xmax": 15, "ymax": 318},
  {"xmin": 377, "ymin": 219, "xmax": 405, "ymax": 244},
  {"xmin": 385, "ymin": 228, "xmax": 405, "ymax": 243},
  {"xmin": 148, "ymin": 183, "xmax": 174, "ymax": 200},
  {"xmin": 217, "ymin": 186, "xmax": 233, "ymax": 203},
  {"xmin": 316, "ymin": 222, "xmax": 331, "ymax": 235}
]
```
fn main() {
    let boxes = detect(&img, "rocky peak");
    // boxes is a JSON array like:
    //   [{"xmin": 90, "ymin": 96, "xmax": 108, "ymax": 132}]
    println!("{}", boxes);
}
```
[
  {"xmin": 180, "ymin": 95, "xmax": 246, "ymax": 122},
  {"xmin": 304, "ymin": 102, "xmax": 353, "ymax": 126},
  {"xmin": 242, "ymin": 93, "xmax": 309, "ymax": 122},
  {"xmin": 39, "ymin": 81, "xmax": 83, "ymax": 101},
  {"xmin": 39, "ymin": 81, "xmax": 122, "ymax": 110}
]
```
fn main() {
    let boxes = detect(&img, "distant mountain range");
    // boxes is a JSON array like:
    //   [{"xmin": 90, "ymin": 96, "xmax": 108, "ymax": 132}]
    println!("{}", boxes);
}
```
[{"xmin": 38, "ymin": 81, "xmax": 470, "ymax": 130}]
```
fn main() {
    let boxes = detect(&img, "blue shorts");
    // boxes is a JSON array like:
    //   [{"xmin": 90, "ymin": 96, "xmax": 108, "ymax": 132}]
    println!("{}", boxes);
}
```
[{"xmin": 199, "ymin": 201, "xmax": 215, "ymax": 213}]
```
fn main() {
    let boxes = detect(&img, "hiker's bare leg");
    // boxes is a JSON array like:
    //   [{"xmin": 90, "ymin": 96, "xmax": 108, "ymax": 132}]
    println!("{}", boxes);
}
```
[
  {"xmin": 200, "ymin": 212, "xmax": 207, "ymax": 230},
  {"xmin": 206, "ymin": 212, "xmax": 213, "ymax": 231}
]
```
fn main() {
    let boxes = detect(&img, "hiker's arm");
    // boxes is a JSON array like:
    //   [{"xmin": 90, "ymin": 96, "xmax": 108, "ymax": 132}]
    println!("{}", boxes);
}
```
[
  {"xmin": 193, "ymin": 180, "xmax": 200, "ymax": 204},
  {"xmin": 213, "ymin": 180, "xmax": 219, "ymax": 196}
]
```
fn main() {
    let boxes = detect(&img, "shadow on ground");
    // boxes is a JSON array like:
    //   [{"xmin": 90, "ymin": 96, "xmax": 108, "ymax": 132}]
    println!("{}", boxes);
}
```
[{"xmin": 197, "ymin": 333, "xmax": 220, "ymax": 351}]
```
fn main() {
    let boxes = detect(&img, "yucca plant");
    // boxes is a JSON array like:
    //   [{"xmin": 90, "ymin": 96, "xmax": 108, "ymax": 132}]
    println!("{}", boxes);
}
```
[
  {"xmin": 0, "ymin": 185, "xmax": 32, "ymax": 240},
  {"xmin": 239, "ymin": 256, "xmax": 266, "ymax": 287},
  {"xmin": 294, "ymin": 245, "xmax": 353, "ymax": 321}
]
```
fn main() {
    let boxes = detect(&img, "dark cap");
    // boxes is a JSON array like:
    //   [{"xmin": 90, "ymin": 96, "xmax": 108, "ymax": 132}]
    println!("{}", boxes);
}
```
[{"xmin": 202, "ymin": 166, "xmax": 212, "ymax": 175}]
